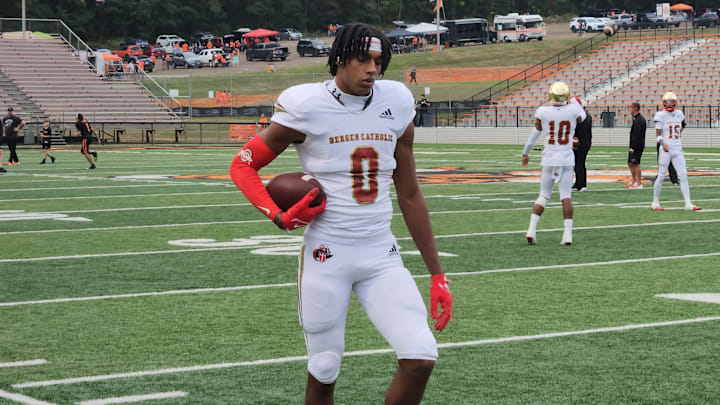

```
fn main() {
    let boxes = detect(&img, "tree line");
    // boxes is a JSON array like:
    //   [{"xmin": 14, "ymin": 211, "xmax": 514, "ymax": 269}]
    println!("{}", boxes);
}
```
[{"xmin": 0, "ymin": 0, "xmax": 713, "ymax": 46}]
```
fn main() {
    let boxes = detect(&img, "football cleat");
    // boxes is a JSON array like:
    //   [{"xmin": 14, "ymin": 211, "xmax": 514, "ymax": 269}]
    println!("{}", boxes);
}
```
[
  {"xmin": 651, "ymin": 203, "xmax": 664, "ymax": 211},
  {"xmin": 624, "ymin": 183, "xmax": 635, "ymax": 188},
  {"xmin": 561, "ymin": 228, "xmax": 572, "ymax": 245},
  {"xmin": 684, "ymin": 205, "xmax": 702, "ymax": 211},
  {"xmin": 631, "ymin": 183, "xmax": 643, "ymax": 189},
  {"xmin": 526, "ymin": 231, "xmax": 537, "ymax": 245}
]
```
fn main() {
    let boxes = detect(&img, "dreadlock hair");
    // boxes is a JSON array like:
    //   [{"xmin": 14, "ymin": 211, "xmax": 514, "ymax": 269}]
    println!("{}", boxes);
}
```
[{"xmin": 327, "ymin": 23, "xmax": 392, "ymax": 76}]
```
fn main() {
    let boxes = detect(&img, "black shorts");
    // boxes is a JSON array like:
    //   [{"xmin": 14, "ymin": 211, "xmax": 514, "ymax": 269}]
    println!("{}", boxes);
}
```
[
  {"xmin": 81, "ymin": 137, "xmax": 93, "ymax": 154},
  {"xmin": 42, "ymin": 141, "xmax": 52, "ymax": 149},
  {"xmin": 0, "ymin": 136, "xmax": 5, "ymax": 146},
  {"xmin": 628, "ymin": 149, "xmax": 644, "ymax": 164}
]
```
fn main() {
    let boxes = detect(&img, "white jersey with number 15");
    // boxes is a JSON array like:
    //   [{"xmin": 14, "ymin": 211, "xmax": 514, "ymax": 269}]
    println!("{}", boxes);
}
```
[
  {"xmin": 535, "ymin": 104, "xmax": 586, "ymax": 166},
  {"xmin": 654, "ymin": 109, "xmax": 685, "ymax": 151}
]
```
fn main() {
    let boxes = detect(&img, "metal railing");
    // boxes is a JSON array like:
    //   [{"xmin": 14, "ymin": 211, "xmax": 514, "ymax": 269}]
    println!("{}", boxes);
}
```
[
  {"xmin": 626, "ymin": 48, "xmax": 655, "ymax": 75},
  {"xmin": 583, "ymin": 70, "xmax": 613, "ymax": 98},
  {"xmin": 135, "ymin": 69, "xmax": 183, "ymax": 120}
]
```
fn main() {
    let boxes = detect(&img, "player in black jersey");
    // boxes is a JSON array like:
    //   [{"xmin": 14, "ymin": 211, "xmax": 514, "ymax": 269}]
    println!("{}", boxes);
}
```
[
  {"xmin": 75, "ymin": 114, "xmax": 99, "ymax": 169},
  {"xmin": 40, "ymin": 119, "xmax": 56, "ymax": 164}
]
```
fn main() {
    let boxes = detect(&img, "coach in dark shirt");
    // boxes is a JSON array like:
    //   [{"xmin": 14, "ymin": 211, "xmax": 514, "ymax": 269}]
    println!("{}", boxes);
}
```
[
  {"xmin": 3, "ymin": 107, "xmax": 25, "ymax": 166},
  {"xmin": 571, "ymin": 98, "xmax": 592, "ymax": 191},
  {"xmin": 626, "ymin": 102, "xmax": 646, "ymax": 188}
]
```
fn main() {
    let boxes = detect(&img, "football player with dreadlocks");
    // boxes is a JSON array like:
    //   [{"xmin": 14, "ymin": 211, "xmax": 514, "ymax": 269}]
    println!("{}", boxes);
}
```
[
  {"xmin": 229, "ymin": 23, "xmax": 451, "ymax": 404},
  {"xmin": 652, "ymin": 92, "xmax": 701, "ymax": 211},
  {"xmin": 522, "ymin": 82, "xmax": 586, "ymax": 246}
]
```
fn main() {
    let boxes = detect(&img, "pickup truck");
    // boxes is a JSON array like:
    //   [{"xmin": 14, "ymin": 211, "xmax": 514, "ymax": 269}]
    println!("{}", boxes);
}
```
[
  {"xmin": 246, "ymin": 43, "xmax": 289, "ymax": 61},
  {"xmin": 628, "ymin": 13, "xmax": 668, "ymax": 30},
  {"xmin": 606, "ymin": 14, "xmax": 634, "ymax": 30}
]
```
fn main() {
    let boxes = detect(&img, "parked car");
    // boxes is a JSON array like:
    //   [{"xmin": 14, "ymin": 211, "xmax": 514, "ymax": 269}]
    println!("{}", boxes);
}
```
[
  {"xmin": 124, "ymin": 38, "xmax": 149, "ymax": 46},
  {"xmin": 246, "ymin": 43, "xmax": 289, "ymax": 61},
  {"xmin": 571, "ymin": 17, "xmax": 608, "ymax": 32},
  {"xmin": 667, "ymin": 11, "xmax": 686, "ymax": 27},
  {"xmin": 197, "ymin": 48, "xmax": 227, "ymax": 66},
  {"xmin": 171, "ymin": 49, "xmax": 203, "ymax": 68},
  {"xmin": 156, "ymin": 34, "xmax": 185, "ymax": 47},
  {"xmin": 606, "ymin": 14, "xmax": 634, "ymax": 30},
  {"xmin": 297, "ymin": 39, "xmax": 330, "ymax": 57},
  {"xmin": 115, "ymin": 44, "xmax": 143, "ymax": 59},
  {"xmin": 693, "ymin": 12, "xmax": 719, "ymax": 27},
  {"xmin": 127, "ymin": 55, "xmax": 155, "ymax": 73},
  {"xmin": 630, "ymin": 12, "xmax": 669, "ymax": 29},
  {"xmin": 278, "ymin": 28, "xmax": 303, "ymax": 40},
  {"xmin": 193, "ymin": 32, "xmax": 216, "ymax": 44}
]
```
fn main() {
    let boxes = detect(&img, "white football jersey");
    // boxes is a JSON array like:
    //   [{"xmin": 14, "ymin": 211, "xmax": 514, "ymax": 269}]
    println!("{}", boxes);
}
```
[
  {"xmin": 271, "ymin": 79, "xmax": 415, "ymax": 239},
  {"xmin": 535, "ymin": 104, "xmax": 585, "ymax": 166},
  {"xmin": 654, "ymin": 109, "xmax": 685, "ymax": 151}
]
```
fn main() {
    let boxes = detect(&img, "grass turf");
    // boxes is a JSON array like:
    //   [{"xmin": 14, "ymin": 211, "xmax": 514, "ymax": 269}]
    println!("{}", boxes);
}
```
[{"xmin": 1, "ymin": 144, "xmax": 719, "ymax": 404}]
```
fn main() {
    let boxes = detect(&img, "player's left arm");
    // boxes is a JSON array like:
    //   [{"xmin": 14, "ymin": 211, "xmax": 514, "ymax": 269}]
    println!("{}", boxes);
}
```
[{"xmin": 393, "ymin": 122, "xmax": 452, "ymax": 331}]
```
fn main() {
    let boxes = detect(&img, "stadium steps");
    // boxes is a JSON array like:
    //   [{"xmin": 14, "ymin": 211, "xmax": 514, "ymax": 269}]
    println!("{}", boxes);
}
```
[
  {"xmin": 0, "ymin": 69, "xmax": 46, "ymax": 121},
  {"xmin": 0, "ymin": 36, "xmax": 178, "ymax": 124}
]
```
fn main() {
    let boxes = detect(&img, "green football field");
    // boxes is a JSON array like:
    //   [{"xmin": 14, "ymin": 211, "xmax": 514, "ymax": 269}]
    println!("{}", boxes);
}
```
[{"xmin": 1, "ymin": 144, "xmax": 719, "ymax": 404}]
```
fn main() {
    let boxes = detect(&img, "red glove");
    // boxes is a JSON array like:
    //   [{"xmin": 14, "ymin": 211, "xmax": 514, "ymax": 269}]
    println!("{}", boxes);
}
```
[
  {"xmin": 430, "ymin": 274, "xmax": 453, "ymax": 331},
  {"xmin": 277, "ymin": 188, "xmax": 326, "ymax": 232}
]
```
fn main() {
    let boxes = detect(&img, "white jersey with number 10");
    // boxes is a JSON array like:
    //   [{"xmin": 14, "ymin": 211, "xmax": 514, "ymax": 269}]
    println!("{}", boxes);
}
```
[
  {"xmin": 535, "ymin": 104, "xmax": 586, "ymax": 166},
  {"xmin": 654, "ymin": 109, "xmax": 685, "ymax": 151}
]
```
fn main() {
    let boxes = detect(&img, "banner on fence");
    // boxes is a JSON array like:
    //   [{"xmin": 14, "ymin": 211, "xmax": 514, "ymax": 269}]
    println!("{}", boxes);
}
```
[{"xmin": 229, "ymin": 124, "xmax": 259, "ymax": 140}]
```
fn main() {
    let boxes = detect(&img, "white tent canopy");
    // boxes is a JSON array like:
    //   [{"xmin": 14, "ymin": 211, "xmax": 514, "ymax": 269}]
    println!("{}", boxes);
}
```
[{"xmin": 405, "ymin": 22, "xmax": 448, "ymax": 34}]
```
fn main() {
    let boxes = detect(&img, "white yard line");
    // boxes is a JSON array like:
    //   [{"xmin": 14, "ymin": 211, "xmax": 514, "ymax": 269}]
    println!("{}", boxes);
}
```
[
  {"xmin": 0, "ymin": 359, "xmax": 47, "ymax": 368},
  {"xmin": 3, "ymin": 251, "xmax": 719, "ymax": 307},
  {"xmin": 3, "ymin": 204, "xmax": 719, "ymax": 236},
  {"xmin": 0, "ymin": 219, "xmax": 266, "ymax": 236},
  {"xmin": 3, "ymin": 219, "xmax": 720, "ymax": 260},
  {"xmin": 0, "ymin": 284, "xmax": 295, "ymax": 307},
  {"xmin": 77, "ymin": 391, "xmax": 188, "ymax": 405},
  {"xmin": 0, "ymin": 191, "xmax": 239, "ymax": 203},
  {"xmin": 0, "ymin": 244, "xmax": 298, "ymax": 264},
  {"xmin": 0, "ymin": 390, "xmax": 55, "ymax": 405},
  {"xmin": 1, "ymin": 184, "xmax": 188, "ymax": 192},
  {"xmin": 12, "ymin": 316, "xmax": 720, "ymax": 389}
]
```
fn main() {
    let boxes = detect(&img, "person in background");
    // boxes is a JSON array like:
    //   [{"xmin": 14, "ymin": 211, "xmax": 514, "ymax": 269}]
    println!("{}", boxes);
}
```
[
  {"xmin": 571, "ymin": 97, "xmax": 592, "ymax": 192},
  {"xmin": 164, "ymin": 54, "xmax": 170, "ymax": 69},
  {"xmin": 409, "ymin": 64, "xmax": 417, "ymax": 85},
  {"xmin": 625, "ymin": 102, "xmax": 646, "ymax": 188},
  {"xmin": 182, "ymin": 42, "xmax": 189, "ymax": 52},
  {"xmin": 75, "ymin": 113, "xmax": 100, "ymax": 169},
  {"xmin": 3, "ymin": 107, "xmax": 25, "ymax": 166},
  {"xmin": 416, "ymin": 94, "xmax": 430, "ymax": 127},
  {"xmin": 206, "ymin": 40, "xmax": 213, "ymax": 49},
  {"xmin": 39, "ymin": 119, "xmax": 56, "ymax": 164}
]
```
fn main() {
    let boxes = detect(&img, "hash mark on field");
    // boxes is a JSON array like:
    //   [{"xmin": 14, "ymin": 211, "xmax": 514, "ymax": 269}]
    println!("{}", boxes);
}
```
[
  {"xmin": 0, "ymin": 390, "xmax": 55, "ymax": 405},
  {"xmin": 3, "ymin": 252, "xmax": 720, "ymax": 307},
  {"xmin": 0, "ymin": 359, "xmax": 47, "ymax": 368},
  {"xmin": 13, "ymin": 317, "xmax": 720, "ymax": 389},
  {"xmin": 77, "ymin": 391, "xmax": 188, "ymax": 405}
]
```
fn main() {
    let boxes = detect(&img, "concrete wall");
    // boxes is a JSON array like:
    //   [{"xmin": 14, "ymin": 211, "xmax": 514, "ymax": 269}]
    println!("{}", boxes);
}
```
[{"xmin": 415, "ymin": 127, "xmax": 720, "ymax": 148}]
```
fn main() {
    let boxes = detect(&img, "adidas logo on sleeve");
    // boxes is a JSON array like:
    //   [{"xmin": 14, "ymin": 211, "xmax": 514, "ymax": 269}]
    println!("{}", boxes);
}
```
[{"xmin": 379, "ymin": 108, "xmax": 394, "ymax": 120}]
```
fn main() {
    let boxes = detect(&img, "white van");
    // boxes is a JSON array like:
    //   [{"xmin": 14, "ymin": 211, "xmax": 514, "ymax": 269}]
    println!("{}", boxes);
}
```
[
  {"xmin": 494, "ymin": 13, "xmax": 546, "ymax": 42},
  {"xmin": 156, "ymin": 34, "xmax": 185, "ymax": 47}
]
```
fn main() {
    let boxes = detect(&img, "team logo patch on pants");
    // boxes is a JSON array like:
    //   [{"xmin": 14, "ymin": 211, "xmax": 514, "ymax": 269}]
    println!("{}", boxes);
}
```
[{"xmin": 313, "ymin": 245, "xmax": 333, "ymax": 262}]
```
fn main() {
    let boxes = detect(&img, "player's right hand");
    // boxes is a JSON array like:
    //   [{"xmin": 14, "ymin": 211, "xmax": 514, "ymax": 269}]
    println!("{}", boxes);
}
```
[
  {"xmin": 276, "ymin": 188, "xmax": 326, "ymax": 233},
  {"xmin": 430, "ymin": 274, "xmax": 453, "ymax": 331},
  {"xmin": 662, "ymin": 144, "xmax": 670, "ymax": 152},
  {"xmin": 521, "ymin": 155, "xmax": 530, "ymax": 168}
]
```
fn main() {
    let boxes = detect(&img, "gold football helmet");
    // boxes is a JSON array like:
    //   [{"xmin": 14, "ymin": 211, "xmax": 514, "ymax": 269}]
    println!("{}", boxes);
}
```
[{"xmin": 549, "ymin": 82, "xmax": 570, "ymax": 104}]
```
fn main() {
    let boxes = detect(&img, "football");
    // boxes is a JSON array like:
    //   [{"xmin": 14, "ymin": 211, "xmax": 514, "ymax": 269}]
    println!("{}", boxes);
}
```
[
  {"xmin": 266, "ymin": 172, "xmax": 325, "ymax": 211},
  {"xmin": 573, "ymin": 136, "xmax": 580, "ymax": 149},
  {"xmin": 603, "ymin": 25, "xmax": 616, "ymax": 37}
]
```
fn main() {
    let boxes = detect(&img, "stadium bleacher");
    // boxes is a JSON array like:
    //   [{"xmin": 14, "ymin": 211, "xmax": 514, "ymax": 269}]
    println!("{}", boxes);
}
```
[
  {"xmin": 468, "ymin": 33, "xmax": 720, "ymax": 128},
  {"xmin": 0, "ymin": 35, "xmax": 178, "ymax": 124}
]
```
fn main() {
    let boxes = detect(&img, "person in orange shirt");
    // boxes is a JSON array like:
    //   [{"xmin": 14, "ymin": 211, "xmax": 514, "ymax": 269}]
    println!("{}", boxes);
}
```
[
  {"xmin": 263, "ymin": 36, "xmax": 270, "ymax": 43},
  {"xmin": 220, "ymin": 55, "xmax": 227, "ymax": 67},
  {"xmin": 138, "ymin": 60, "xmax": 145, "ymax": 72},
  {"xmin": 174, "ymin": 42, "xmax": 180, "ymax": 49},
  {"xmin": 164, "ymin": 54, "xmax": 170, "ymax": 69},
  {"xmin": 182, "ymin": 42, "xmax": 189, "ymax": 52},
  {"xmin": 207, "ymin": 41, "xmax": 213, "ymax": 49},
  {"xmin": 258, "ymin": 113, "xmax": 268, "ymax": 123},
  {"xmin": 235, "ymin": 40, "xmax": 241, "ymax": 49},
  {"xmin": 150, "ymin": 54, "xmax": 156, "ymax": 64},
  {"xmin": 215, "ymin": 90, "xmax": 221, "ymax": 107}
]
